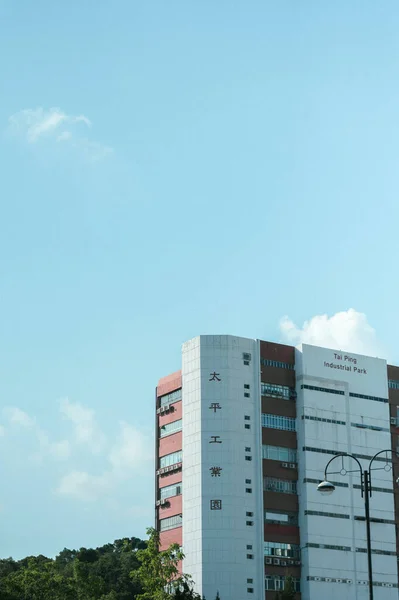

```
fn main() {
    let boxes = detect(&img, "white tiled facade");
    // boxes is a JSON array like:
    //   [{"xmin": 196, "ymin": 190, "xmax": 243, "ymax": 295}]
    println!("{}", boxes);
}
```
[
  {"xmin": 296, "ymin": 344, "xmax": 397, "ymax": 600},
  {"xmin": 182, "ymin": 335, "xmax": 264, "ymax": 600}
]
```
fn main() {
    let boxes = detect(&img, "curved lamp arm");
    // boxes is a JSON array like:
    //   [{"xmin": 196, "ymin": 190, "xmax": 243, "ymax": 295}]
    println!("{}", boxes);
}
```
[
  {"xmin": 368, "ymin": 449, "xmax": 397, "ymax": 497},
  {"xmin": 323, "ymin": 453, "xmax": 364, "ymax": 496}
]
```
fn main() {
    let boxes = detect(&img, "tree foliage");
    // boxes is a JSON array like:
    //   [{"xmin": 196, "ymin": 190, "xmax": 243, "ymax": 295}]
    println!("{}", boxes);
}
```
[
  {"xmin": 275, "ymin": 575, "xmax": 296, "ymax": 600},
  {"xmin": 0, "ymin": 537, "xmax": 146, "ymax": 600}
]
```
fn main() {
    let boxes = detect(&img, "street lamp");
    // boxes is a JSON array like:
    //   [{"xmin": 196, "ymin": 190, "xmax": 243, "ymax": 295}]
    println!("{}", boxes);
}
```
[{"xmin": 317, "ymin": 450, "xmax": 398, "ymax": 600}]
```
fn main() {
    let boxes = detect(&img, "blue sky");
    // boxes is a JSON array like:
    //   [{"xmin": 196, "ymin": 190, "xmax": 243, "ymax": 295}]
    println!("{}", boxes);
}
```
[{"xmin": 1, "ymin": 0, "xmax": 399, "ymax": 559}]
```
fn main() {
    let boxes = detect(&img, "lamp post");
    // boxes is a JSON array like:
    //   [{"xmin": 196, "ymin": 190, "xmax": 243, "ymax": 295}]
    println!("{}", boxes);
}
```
[{"xmin": 317, "ymin": 450, "xmax": 398, "ymax": 600}]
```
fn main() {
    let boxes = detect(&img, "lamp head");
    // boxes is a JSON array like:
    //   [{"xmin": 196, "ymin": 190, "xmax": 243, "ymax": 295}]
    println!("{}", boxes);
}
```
[{"xmin": 317, "ymin": 480, "xmax": 335, "ymax": 495}]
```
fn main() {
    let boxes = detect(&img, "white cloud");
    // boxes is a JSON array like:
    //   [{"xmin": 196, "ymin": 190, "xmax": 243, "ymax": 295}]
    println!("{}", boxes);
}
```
[
  {"xmin": 8, "ymin": 107, "xmax": 91, "ymax": 143},
  {"xmin": 57, "ymin": 421, "xmax": 151, "ymax": 502},
  {"xmin": 279, "ymin": 308, "xmax": 383, "ymax": 356},
  {"xmin": 56, "ymin": 470, "xmax": 112, "ymax": 502},
  {"xmin": 60, "ymin": 398, "xmax": 106, "ymax": 454},
  {"xmin": 8, "ymin": 106, "xmax": 112, "ymax": 162},
  {"xmin": 4, "ymin": 407, "xmax": 35, "ymax": 428},
  {"xmin": 108, "ymin": 422, "xmax": 151, "ymax": 473},
  {"xmin": 3, "ymin": 407, "xmax": 71, "ymax": 462},
  {"xmin": 57, "ymin": 130, "xmax": 72, "ymax": 142}
]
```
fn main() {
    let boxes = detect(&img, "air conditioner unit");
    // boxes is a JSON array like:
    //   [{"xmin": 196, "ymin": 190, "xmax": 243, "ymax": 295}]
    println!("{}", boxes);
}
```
[
  {"xmin": 314, "ymin": 577, "xmax": 320, "ymax": 581},
  {"xmin": 289, "ymin": 463, "xmax": 296, "ymax": 469},
  {"xmin": 386, "ymin": 583, "xmax": 393, "ymax": 588},
  {"xmin": 336, "ymin": 579, "xmax": 342, "ymax": 583},
  {"xmin": 155, "ymin": 500, "xmax": 161, "ymax": 507},
  {"xmin": 281, "ymin": 561, "xmax": 287, "ymax": 566},
  {"xmin": 281, "ymin": 462, "xmax": 289, "ymax": 468},
  {"xmin": 325, "ymin": 578, "xmax": 332, "ymax": 583},
  {"xmin": 346, "ymin": 580, "xmax": 352, "ymax": 584},
  {"xmin": 265, "ymin": 558, "xmax": 272, "ymax": 565},
  {"xmin": 273, "ymin": 559, "xmax": 280, "ymax": 565},
  {"xmin": 295, "ymin": 561, "xmax": 301, "ymax": 566},
  {"xmin": 391, "ymin": 417, "xmax": 397, "ymax": 425},
  {"xmin": 160, "ymin": 499, "xmax": 169, "ymax": 507}
]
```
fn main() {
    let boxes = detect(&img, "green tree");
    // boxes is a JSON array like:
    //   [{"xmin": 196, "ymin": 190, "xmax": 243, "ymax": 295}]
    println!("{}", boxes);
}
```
[{"xmin": 132, "ymin": 527, "xmax": 197, "ymax": 600}]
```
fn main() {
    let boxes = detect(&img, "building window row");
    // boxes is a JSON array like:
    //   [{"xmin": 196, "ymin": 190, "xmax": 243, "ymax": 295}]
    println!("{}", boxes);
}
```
[
  {"xmin": 265, "ymin": 576, "xmax": 300, "ymax": 593},
  {"xmin": 262, "ymin": 414, "xmax": 296, "ymax": 431},
  {"xmin": 303, "ymin": 477, "xmax": 348, "ymax": 488},
  {"xmin": 262, "ymin": 445, "xmax": 297, "ymax": 463},
  {"xmin": 388, "ymin": 379, "xmax": 399, "ymax": 390},
  {"xmin": 261, "ymin": 383, "xmax": 294, "ymax": 399},
  {"xmin": 301, "ymin": 384, "xmax": 344, "ymax": 396},
  {"xmin": 265, "ymin": 511, "xmax": 298, "ymax": 525},
  {"xmin": 160, "ymin": 419, "xmax": 182, "ymax": 438},
  {"xmin": 159, "ymin": 389, "xmax": 182, "ymax": 407},
  {"xmin": 306, "ymin": 543, "xmax": 351, "ymax": 552},
  {"xmin": 302, "ymin": 414, "xmax": 346, "ymax": 425},
  {"xmin": 159, "ymin": 450, "xmax": 183, "ymax": 469},
  {"xmin": 354, "ymin": 515, "xmax": 396, "ymax": 524},
  {"xmin": 260, "ymin": 358, "xmax": 294, "ymax": 370},
  {"xmin": 305, "ymin": 509, "xmax": 350, "ymax": 519},
  {"xmin": 307, "ymin": 576, "xmax": 397, "ymax": 588},
  {"xmin": 356, "ymin": 547, "xmax": 396, "ymax": 556},
  {"xmin": 159, "ymin": 483, "xmax": 182, "ymax": 500},
  {"xmin": 264, "ymin": 542, "xmax": 300, "ymax": 559},
  {"xmin": 303, "ymin": 446, "xmax": 390, "ymax": 463},
  {"xmin": 159, "ymin": 514, "xmax": 182, "ymax": 531},
  {"xmin": 349, "ymin": 392, "xmax": 388, "ymax": 403},
  {"xmin": 353, "ymin": 483, "xmax": 393, "ymax": 494},
  {"xmin": 351, "ymin": 422, "xmax": 389, "ymax": 432},
  {"xmin": 264, "ymin": 477, "xmax": 297, "ymax": 494}
]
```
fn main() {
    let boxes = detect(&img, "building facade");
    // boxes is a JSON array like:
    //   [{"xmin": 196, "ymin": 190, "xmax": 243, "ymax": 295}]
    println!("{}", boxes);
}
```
[{"xmin": 155, "ymin": 335, "xmax": 399, "ymax": 599}]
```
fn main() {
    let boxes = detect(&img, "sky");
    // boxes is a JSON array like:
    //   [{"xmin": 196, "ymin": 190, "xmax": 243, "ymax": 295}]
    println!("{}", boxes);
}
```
[{"xmin": 1, "ymin": 0, "xmax": 399, "ymax": 559}]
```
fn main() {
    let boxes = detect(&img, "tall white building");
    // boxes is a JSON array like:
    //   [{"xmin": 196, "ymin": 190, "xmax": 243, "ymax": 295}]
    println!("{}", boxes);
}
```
[{"xmin": 155, "ymin": 335, "xmax": 399, "ymax": 599}]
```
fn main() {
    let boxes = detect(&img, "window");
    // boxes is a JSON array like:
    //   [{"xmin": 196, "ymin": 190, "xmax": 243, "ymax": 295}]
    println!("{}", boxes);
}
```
[
  {"xmin": 246, "ymin": 488, "xmax": 252, "ymax": 493},
  {"xmin": 244, "ymin": 384, "xmax": 250, "ymax": 389},
  {"xmin": 159, "ymin": 389, "xmax": 182, "ymax": 407},
  {"xmin": 306, "ymin": 543, "xmax": 351, "ymax": 552},
  {"xmin": 264, "ymin": 477, "xmax": 297, "ymax": 494},
  {"xmin": 264, "ymin": 541, "xmax": 300, "ymax": 559},
  {"xmin": 245, "ymin": 456, "xmax": 252, "ymax": 461},
  {"xmin": 305, "ymin": 510, "xmax": 349, "ymax": 519},
  {"xmin": 243, "ymin": 352, "xmax": 252, "ymax": 362},
  {"xmin": 244, "ymin": 393, "xmax": 250, "ymax": 398},
  {"xmin": 262, "ymin": 414, "xmax": 296, "ymax": 431},
  {"xmin": 246, "ymin": 554, "xmax": 254, "ymax": 560},
  {"xmin": 247, "ymin": 588, "xmax": 254, "ymax": 594},
  {"xmin": 159, "ymin": 450, "xmax": 182, "ymax": 469},
  {"xmin": 262, "ymin": 445, "xmax": 297, "ymax": 463},
  {"xmin": 261, "ymin": 383, "xmax": 292, "ymax": 399},
  {"xmin": 356, "ymin": 548, "xmax": 396, "ymax": 556},
  {"xmin": 159, "ymin": 514, "xmax": 182, "ymax": 531},
  {"xmin": 265, "ymin": 576, "xmax": 300, "ymax": 592},
  {"xmin": 349, "ymin": 392, "xmax": 388, "ymax": 403},
  {"xmin": 389, "ymin": 380, "xmax": 399, "ymax": 390},
  {"xmin": 245, "ymin": 447, "xmax": 251, "ymax": 452},
  {"xmin": 247, "ymin": 578, "xmax": 253, "ymax": 584},
  {"xmin": 160, "ymin": 483, "xmax": 182, "ymax": 500},
  {"xmin": 246, "ymin": 544, "xmax": 253, "ymax": 550},
  {"xmin": 301, "ymin": 384, "xmax": 344, "ymax": 396},
  {"xmin": 245, "ymin": 424, "xmax": 251, "ymax": 430},
  {"xmin": 246, "ymin": 521, "xmax": 254, "ymax": 526},
  {"xmin": 265, "ymin": 511, "xmax": 298, "ymax": 525},
  {"xmin": 246, "ymin": 511, "xmax": 253, "ymax": 517},
  {"xmin": 261, "ymin": 358, "xmax": 294, "ymax": 370},
  {"xmin": 245, "ymin": 415, "xmax": 251, "ymax": 420},
  {"xmin": 302, "ymin": 414, "xmax": 346, "ymax": 426},
  {"xmin": 303, "ymin": 446, "xmax": 389, "ymax": 463},
  {"xmin": 245, "ymin": 479, "xmax": 252, "ymax": 484},
  {"xmin": 159, "ymin": 419, "xmax": 182, "ymax": 438},
  {"xmin": 351, "ymin": 422, "xmax": 388, "ymax": 432}
]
